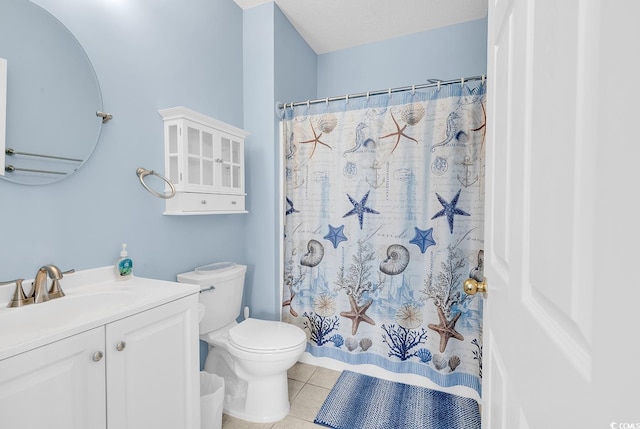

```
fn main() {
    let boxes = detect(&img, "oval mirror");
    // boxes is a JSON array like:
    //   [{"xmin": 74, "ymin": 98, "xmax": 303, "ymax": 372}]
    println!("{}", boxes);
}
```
[{"xmin": 0, "ymin": 0, "xmax": 103, "ymax": 185}]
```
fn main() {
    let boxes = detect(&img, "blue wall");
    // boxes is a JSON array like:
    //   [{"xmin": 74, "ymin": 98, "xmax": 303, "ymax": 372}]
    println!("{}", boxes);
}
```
[
  {"xmin": 1, "ymin": 0, "xmax": 486, "ymax": 324},
  {"xmin": 242, "ymin": 3, "xmax": 278, "ymax": 320},
  {"xmin": 1, "ymin": 0, "xmax": 249, "ymax": 288},
  {"xmin": 317, "ymin": 18, "xmax": 488, "ymax": 97},
  {"xmin": 241, "ymin": 3, "xmax": 317, "ymax": 320},
  {"xmin": 274, "ymin": 6, "xmax": 318, "ymax": 109}
]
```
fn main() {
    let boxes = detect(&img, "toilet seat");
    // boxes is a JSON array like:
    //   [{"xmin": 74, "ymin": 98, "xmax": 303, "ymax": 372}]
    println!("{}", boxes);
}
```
[{"xmin": 228, "ymin": 318, "xmax": 306, "ymax": 353}]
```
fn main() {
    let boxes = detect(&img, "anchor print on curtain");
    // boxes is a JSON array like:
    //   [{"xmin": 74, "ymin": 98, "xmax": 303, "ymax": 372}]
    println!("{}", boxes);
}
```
[{"xmin": 281, "ymin": 83, "xmax": 486, "ymax": 396}]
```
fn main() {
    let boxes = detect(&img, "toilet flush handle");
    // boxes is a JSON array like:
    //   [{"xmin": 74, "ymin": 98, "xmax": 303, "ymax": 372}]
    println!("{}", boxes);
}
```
[{"xmin": 200, "ymin": 285, "xmax": 216, "ymax": 294}]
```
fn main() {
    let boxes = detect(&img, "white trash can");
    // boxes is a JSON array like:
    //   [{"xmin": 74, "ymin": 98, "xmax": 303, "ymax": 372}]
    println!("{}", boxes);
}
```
[{"xmin": 200, "ymin": 371, "xmax": 224, "ymax": 429}]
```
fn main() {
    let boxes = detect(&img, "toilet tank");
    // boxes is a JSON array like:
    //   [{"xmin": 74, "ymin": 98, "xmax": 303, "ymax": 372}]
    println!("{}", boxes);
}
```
[{"xmin": 176, "ymin": 262, "xmax": 247, "ymax": 334}]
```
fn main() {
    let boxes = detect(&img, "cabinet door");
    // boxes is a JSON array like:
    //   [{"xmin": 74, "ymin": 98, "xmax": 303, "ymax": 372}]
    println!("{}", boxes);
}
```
[
  {"xmin": 0, "ymin": 328, "xmax": 106, "ymax": 429},
  {"xmin": 165, "ymin": 122, "xmax": 180, "ymax": 189},
  {"xmin": 217, "ymin": 133, "xmax": 243, "ymax": 194},
  {"xmin": 106, "ymin": 295, "xmax": 200, "ymax": 429},
  {"xmin": 184, "ymin": 119, "xmax": 215, "ymax": 192}
]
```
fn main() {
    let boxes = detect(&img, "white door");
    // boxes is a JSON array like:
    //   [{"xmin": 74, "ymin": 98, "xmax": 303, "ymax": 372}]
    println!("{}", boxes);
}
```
[{"xmin": 484, "ymin": 0, "xmax": 640, "ymax": 427}]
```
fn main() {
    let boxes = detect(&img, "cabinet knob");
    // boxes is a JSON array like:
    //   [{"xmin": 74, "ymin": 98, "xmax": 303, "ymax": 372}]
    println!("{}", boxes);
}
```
[
  {"xmin": 92, "ymin": 351, "xmax": 104, "ymax": 362},
  {"xmin": 200, "ymin": 200, "xmax": 208, "ymax": 205},
  {"xmin": 116, "ymin": 341, "xmax": 126, "ymax": 351}
]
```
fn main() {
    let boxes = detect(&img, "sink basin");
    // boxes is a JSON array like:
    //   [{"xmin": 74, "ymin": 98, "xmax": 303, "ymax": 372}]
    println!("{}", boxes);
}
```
[
  {"xmin": 0, "ymin": 266, "xmax": 199, "ymax": 361},
  {"xmin": 0, "ymin": 290, "xmax": 137, "ymax": 349}
]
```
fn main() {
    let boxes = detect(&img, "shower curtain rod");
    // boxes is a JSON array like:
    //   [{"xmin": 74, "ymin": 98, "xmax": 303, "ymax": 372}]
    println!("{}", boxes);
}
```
[{"xmin": 277, "ymin": 75, "xmax": 485, "ymax": 110}]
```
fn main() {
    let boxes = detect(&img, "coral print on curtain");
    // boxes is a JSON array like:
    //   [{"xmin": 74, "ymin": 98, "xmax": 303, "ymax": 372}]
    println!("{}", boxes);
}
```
[{"xmin": 282, "ymin": 82, "xmax": 486, "ymax": 397}]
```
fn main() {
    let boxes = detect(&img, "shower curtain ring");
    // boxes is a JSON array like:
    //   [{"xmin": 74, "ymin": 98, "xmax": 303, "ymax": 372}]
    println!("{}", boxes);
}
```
[{"xmin": 411, "ymin": 84, "xmax": 415, "ymax": 95}]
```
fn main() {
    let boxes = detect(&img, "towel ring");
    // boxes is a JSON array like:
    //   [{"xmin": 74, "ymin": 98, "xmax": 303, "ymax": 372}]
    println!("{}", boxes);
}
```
[{"xmin": 136, "ymin": 167, "xmax": 176, "ymax": 199}]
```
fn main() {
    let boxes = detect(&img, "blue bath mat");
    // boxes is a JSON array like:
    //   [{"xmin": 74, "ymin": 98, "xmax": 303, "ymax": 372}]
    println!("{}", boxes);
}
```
[{"xmin": 314, "ymin": 371, "xmax": 480, "ymax": 429}]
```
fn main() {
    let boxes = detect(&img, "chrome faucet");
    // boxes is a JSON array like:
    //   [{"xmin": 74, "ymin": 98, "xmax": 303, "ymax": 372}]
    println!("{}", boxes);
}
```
[{"xmin": 29, "ymin": 265, "xmax": 65, "ymax": 303}]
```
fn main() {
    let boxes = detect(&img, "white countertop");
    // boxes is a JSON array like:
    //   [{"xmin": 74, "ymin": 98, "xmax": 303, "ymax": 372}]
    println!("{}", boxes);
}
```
[{"xmin": 0, "ymin": 266, "xmax": 199, "ymax": 361}]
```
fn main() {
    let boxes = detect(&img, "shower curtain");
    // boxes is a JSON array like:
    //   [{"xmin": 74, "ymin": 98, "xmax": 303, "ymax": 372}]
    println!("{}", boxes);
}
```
[{"xmin": 281, "ymin": 82, "xmax": 485, "ymax": 396}]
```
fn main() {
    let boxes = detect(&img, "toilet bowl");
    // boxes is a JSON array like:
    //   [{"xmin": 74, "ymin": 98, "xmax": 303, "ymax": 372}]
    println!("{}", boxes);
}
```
[
  {"xmin": 202, "ymin": 318, "xmax": 306, "ymax": 422},
  {"xmin": 177, "ymin": 263, "xmax": 307, "ymax": 423}
]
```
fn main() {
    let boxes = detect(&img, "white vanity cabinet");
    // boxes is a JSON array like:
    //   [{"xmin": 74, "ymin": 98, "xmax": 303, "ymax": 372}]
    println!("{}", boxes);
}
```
[
  {"xmin": 0, "ymin": 294, "xmax": 199, "ymax": 429},
  {"xmin": 0, "ymin": 327, "xmax": 106, "ymax": 429},
  {"xmin": 106, "ymin": 294, "xmax": 199, "ymax": 429},
  {"xmin": 159, "ymin": 106, "xmax": 249, "ymax": 214}
]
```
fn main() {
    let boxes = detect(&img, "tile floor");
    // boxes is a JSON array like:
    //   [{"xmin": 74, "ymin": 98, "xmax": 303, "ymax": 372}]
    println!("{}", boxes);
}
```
[{"xmin": 221, "ymin": 362, "xmax": 341, "ymax": 429}]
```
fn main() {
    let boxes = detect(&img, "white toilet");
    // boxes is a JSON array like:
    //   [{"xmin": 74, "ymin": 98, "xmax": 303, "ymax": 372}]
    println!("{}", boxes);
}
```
[{"xmin": 177, "ymin": 262, "xmax": 307, "ymax": 423}]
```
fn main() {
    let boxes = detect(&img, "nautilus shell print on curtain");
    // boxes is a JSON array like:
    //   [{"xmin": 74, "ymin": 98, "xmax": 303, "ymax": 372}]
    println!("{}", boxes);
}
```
[
  {"xmin": 379, "ymin": 244, "xmax": 410, "ymax": 275},
  {"xmin": 300, "ymin": 239, "xmax": 325, "ymax": 267}
]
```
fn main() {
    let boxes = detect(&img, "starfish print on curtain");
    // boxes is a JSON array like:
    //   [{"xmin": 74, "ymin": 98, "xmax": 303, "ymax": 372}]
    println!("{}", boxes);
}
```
[
  {"xmin": 428, "ymin": 306, "xmax": 465, "ymax": 353},
  {"xmin": 431, "ymin": 188, "xmax": 470, "ymax": 233},
  {"xmin": 324, "ymin": 224, "xmax": 348, "ymax": 249},
  {"xmin": 298, "ymin": 122, "xmax": 332, "ymax": 158},
  {"xmin": 409, "ymin": 227, "xmax": 436, "ymax": 253},
  {"xmin": 340, "ymin": 295, "xmax": 376, "ymax": 336},
  {"xmin": 343, "ymin": 191, "xmax": 380, "ymax": 230},
  {"xmin": 380, "ymin": 111, "xmax": 418, "ymax": 153}
]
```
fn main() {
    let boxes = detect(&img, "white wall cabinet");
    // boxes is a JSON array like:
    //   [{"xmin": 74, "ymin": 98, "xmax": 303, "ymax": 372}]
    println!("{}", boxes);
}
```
[
  {"xmin": 159, "ymin": 107, "xmax": 249, "ymax": 215},
  {"xmin": 0, "ymin": 295, "xmax": 199, "ymax": 429}
]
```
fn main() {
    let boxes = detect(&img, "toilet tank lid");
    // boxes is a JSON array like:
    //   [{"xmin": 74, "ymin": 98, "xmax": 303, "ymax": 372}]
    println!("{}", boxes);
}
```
[
  {"xmin": 176, "ymin": 263, "xmax": 247, "ymax": 286},
  {"xmin": 195, "ymin": 262, "xmax": 236, "ymax": 273}
]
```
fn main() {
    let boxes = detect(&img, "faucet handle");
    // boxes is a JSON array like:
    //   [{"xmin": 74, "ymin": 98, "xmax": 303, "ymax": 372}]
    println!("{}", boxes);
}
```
[
  {"xmin": 48, "ymin": 268, "xmax": 74, "ymax": 300},
  {"xmin": 1, "ymin": 279, "xmax": 34, "ymax": 308},
  {"xmin": 48, "ymin": 279, "xmax": 65, "ymax": 299}
]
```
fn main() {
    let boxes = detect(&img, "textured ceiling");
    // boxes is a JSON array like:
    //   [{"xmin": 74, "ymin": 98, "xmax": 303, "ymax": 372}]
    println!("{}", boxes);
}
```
[{"xmin": 234, "ymin": 0, "xmax": 487, "ymax": 54}]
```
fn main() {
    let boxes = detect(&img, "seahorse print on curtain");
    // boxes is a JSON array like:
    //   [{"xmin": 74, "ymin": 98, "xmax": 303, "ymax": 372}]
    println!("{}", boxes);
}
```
[{"xmin": 282, "ymin": 83, "xmax": 486, "ymax": 397}]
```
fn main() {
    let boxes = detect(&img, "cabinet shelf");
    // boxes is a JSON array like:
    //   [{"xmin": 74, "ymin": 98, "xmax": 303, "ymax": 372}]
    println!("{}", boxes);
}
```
[{"xmin": 159, "ymin": 107, "xmax": 249, "ymax": 215}]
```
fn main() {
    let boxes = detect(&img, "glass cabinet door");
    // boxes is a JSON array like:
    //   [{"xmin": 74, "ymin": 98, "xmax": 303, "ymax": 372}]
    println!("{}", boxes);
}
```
[
  {"xmin": 218, "ymin": 135, "xmax": 242, "ymax": 192},
  {"xmin": 231, "ymin": 140, "xmax": 241, "ymax": 190},
  {"xmin": 220, "ymin": 136, "xmax": 231, "ymax": 188},
  {"xmin": 166, "ymin": 124, "xmax": 179, "ymax": 185},
  {"xmin": 185, "ymin": 122, "xmax": 214, "ymax": 189}
]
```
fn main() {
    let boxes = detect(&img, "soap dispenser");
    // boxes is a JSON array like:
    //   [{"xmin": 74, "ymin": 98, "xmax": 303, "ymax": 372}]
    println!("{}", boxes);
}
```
[{"xmin": 115, "ymin": 243, "xmax": 133, "ymax": 280}]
